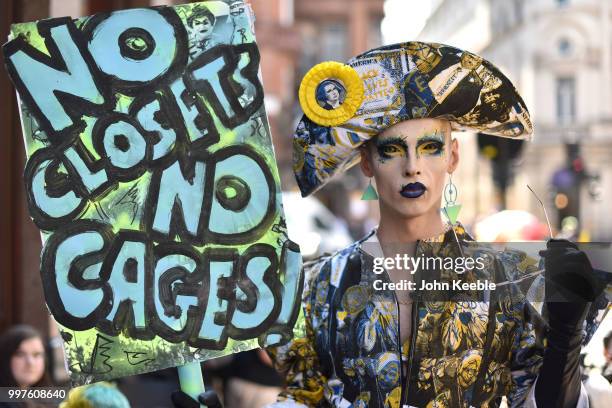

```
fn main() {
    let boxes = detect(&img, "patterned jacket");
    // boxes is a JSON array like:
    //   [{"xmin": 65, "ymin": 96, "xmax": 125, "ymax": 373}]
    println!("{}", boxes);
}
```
[{"xmin": 268, "ymin": 224, "xmax": 600, "ymax": 408}]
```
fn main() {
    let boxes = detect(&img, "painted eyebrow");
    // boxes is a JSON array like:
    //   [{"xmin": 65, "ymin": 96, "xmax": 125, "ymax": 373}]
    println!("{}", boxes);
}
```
[
  {"xmin": 416, "ymin": 131, "xmax": 445, "ymax": 145},
  {"xmin": 375, "ymin": 136, "xmax": 409, "ymax": 149}
]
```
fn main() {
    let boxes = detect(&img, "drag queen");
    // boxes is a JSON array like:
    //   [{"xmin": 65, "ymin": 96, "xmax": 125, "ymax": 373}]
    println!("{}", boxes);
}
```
[{"xmin": 267, "ymin": 42, "xmax": 608, "ymax": 408}]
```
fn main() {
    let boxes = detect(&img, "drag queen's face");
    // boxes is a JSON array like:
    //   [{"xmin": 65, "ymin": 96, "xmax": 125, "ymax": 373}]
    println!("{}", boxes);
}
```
[{"xmin": 360, "ymin": 118, "xmax": 459, "ymax": 220}]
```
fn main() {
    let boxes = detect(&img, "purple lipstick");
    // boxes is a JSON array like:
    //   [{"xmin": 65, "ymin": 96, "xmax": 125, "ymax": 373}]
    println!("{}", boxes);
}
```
[{"xmin": 400, "ymin": 182, "xmax": 426, "ymax": 198}]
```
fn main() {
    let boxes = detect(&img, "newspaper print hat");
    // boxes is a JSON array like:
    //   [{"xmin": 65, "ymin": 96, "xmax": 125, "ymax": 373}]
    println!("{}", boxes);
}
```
[{"xmin": 293, "ymin": 41, "xmax": 533, "ymax": 197}]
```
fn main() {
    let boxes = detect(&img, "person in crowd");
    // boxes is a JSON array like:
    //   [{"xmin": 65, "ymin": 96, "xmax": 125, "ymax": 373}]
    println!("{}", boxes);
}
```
[
  {"xmin": 268, "ymin": 41, "xmax": 608, "ymax": 407},
  {"xmin": 602, "ymin": 330, "xmax": 612, "ymax": 383},
  {"xmin": 583, "ymin": 330, "xmax": 612, "ymax": 407},
  {"xmin": 60, "ymin": 382, "xmax": 130, "ymax": 408},
  {"xmin": 0, "ymin": 325, "xmax": 50, "ymax": 389},
  {"xmin": 171, "ymin": 40, "xmax": 609, "ymax": 408},
  {"xmin": 0, "ymin": 325, "xmax": 51, "ymax": 408}
]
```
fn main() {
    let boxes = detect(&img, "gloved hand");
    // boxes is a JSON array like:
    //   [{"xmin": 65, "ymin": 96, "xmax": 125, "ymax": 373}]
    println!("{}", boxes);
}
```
[
  {"xmin": 539, "ymin": 239, "xmax": 604, "ymax": 302},
  {"xmin": 171, "ymin": 390, "xmax": 223, "ymax": 408},
  {"xmin": 539, "ymin": 239, "xmax": 600, "ymax": 333},
  {"xmin": 535, "ymin": 239, "xmax": 605, "ymax": 408}
]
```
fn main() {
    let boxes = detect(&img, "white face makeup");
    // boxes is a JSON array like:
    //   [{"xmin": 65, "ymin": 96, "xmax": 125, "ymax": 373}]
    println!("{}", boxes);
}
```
[{"xmin": 361, "ymin": 118, "xmax": 458, "ymax": 220}]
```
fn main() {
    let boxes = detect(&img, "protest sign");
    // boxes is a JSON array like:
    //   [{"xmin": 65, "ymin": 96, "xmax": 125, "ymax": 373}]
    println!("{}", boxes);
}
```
[{"xmin": 3, "ymin": 0, "xmax": 303, "ymax": 385}]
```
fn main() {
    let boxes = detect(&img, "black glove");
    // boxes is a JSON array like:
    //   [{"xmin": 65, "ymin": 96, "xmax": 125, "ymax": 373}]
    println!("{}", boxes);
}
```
[
  {"xmin": 535, "ymin": 239, "xmax": 605, "ymax": 408},
  {"xmin": 539, "ymin": 239, "xmax": 604, "ymax": 304},
  {"xmin": 171, "ymin": 390, "xmax": 222, "ymax": 408}
]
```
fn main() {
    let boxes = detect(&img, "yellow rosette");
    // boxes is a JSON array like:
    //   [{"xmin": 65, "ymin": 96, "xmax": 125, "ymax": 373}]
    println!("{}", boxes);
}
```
[{"xmin": 299, "ymin": 61, "xmax": 364, "ymax": 127}]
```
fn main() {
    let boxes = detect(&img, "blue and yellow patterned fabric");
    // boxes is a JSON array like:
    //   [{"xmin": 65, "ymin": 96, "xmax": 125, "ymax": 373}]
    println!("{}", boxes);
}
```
[
  {"xmin": 293, "ymin": 42, "xmax": 534, "ymax": 196},
  {"xmin": 268, "ymin": 225, "xmax": 605, "ymax": 408}
]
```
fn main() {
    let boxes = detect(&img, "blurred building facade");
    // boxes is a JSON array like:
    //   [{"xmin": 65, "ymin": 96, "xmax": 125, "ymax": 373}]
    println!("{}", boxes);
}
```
[
  {"xmin": 419, "ymin": 0, "xmax": 612, "ymax": 239},
  {"xmin": 249, "ymin": 0, "xmax": 301, "ymax": 187},
  {"xmin": 291, "ymin": 0, "xmax": 384, "ymax": 231}
]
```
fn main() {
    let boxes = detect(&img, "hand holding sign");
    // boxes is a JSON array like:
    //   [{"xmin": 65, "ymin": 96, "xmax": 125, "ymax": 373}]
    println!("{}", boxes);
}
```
[{"xmin": 172, "ymin": 390, "xmax": 223, "ymax": 408}]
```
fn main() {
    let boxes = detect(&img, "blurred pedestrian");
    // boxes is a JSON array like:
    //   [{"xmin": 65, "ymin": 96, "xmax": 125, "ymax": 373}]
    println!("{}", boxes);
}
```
[
  {"xmin": 583, "ymin": 331, "xmax": 612, "ymax": 407},
  {"xmin": 60, "ymin": 382, "xmax": 130, "ymax": 408},
  {"xmin": 0, "ymin": 325, "xmax": 51, "ymax": 408},
  {"xmin": 0, "ymin": 325, "xmax": 50, "ymax": 388},
  {"xmin": 602, "ymin": 330, "xmax": 612, "ymax": 383}
]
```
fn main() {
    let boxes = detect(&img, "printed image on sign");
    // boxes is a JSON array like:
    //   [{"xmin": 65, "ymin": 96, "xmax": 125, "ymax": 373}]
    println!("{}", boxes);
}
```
[{"xmin": 2, "ymin": 0, "xmax": 303, "ymax": 385}]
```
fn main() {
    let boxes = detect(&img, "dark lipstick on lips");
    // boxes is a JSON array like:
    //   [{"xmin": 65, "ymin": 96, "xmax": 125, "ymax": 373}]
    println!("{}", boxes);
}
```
[{"xmin": 400, "ymin": 182, "xmax": 426, "ymax": 198}]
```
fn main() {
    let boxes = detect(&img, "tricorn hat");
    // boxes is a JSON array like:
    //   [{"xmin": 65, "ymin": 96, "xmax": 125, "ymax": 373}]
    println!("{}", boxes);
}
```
[{"xmin": 293, "ymin": 41, "xmax": 533, "ymax": 197}]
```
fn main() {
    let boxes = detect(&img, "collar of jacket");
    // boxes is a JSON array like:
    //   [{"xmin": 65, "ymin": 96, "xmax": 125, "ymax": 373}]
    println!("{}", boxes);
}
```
[{"xmin": 358, "ymin": 220, "xmax": 473, "ymax": 258}]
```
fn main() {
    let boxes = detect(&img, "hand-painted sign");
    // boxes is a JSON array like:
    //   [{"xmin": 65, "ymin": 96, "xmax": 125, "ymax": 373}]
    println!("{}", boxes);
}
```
[{"xmin": 3, "ymin": 1, "xmax": 302, "ymax": 385}]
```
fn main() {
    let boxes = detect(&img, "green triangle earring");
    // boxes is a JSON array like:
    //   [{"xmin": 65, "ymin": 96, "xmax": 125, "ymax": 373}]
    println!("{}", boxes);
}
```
[
  {"xmin": 361, "ymin": 178, "xmax": 379, "ymax": 200},
  {"xmin": 442, "ymin": 173, "xmax": 461, "ymax": 225}
]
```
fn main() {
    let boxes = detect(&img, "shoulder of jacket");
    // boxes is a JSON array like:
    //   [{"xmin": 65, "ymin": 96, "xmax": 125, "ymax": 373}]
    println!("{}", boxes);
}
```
[
  {"xmin": 495, "ymin": 246, "xmax": 542, "ymax": 276},
  {"xmin": 464, "ymin": 243, "xmax": 543, "ymax": 282},
  {"xmin": 301, "ymin": 241, "xmax": 362, "ymax": 302}
]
